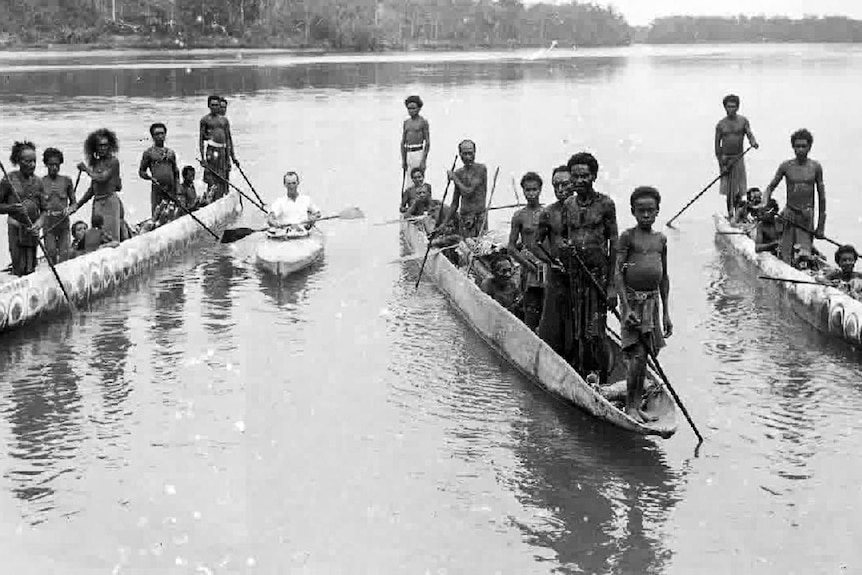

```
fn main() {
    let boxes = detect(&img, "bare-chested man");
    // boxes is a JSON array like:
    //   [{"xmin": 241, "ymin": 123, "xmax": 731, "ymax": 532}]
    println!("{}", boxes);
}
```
[
  {"xmin": 763, "ymin": 128, "xmax": 825, "ymax": 267},
  {"xmin": 401, "ymin": 95, "xmax": 430, "ymax": 193},
  {"xmin": 616, "ymin": 186, "xmax": 672, "ymax": 423},
  {"xmin": 199, "ymin": 94, "xmax": 236, "ymax": 201},
  {"xmin": 447, "ymin": 140, "xmax": 487, "ymax": 238},
  {"xmin": 716, "ymin": 94, "xmax": 758, "ymax": 217},
  {"xmin": 535, "ymin": 165, "xmax": 574, "ymax": 357},
  {"xmin": 508, "ymin": 171, "xmax": 545, "ymax": 330},
  {"xmin": 139, "ymin": 122, "xmax": 180, "ymax": 217}
]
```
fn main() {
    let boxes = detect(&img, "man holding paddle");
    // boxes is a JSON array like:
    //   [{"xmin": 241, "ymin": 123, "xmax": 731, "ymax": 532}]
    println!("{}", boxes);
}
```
[
  {"xmin": 715, "ymin": 94, "xmax": 759, "ymax": 217},
  {"xmin": 447, "ymin": 140, "xmax": 487, "ymax": 238},
  {"xmin": 763, "ymin": 128, "xmax": 826, "ymax": 267},
  {"xmin": 266, "ymin": 171, "xmax": 320, "ymax": 232}
]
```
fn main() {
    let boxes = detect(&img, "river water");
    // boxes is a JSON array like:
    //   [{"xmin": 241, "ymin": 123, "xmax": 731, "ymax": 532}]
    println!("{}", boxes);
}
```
[{"xmin": 1, "ymin": 44, "xmax": 861, "ymax": 574}]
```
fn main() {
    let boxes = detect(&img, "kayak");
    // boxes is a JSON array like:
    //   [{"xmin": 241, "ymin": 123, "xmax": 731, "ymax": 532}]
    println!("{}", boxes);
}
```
[
  {"xmin": 255, "ymin": 227, "xmax": 324, "ymax": 277},
  {"xmin": 401, "ymin": 216, "xmax": 678, "ymax": 438},
  {"xmin": 714, "ymin": 213, "xmax": 862, "ymax": 347},
  {"xmin": 0, "ymin": 191, "xmax": 242, "ymax": 335}
]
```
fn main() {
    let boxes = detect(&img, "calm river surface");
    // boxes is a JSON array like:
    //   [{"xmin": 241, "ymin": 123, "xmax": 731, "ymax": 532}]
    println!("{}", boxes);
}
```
[{"xmin": 1, "ymin": 44, "xmax": 862, "ymax": 574}]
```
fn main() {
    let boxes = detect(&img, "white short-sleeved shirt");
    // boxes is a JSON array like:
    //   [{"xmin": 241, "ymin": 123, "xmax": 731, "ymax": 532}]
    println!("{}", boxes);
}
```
[{"xmin": 268, "ymin": 194, "xmax": 320, "ymax": 226}]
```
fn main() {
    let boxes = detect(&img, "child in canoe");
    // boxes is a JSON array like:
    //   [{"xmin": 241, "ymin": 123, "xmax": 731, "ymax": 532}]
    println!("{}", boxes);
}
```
[
  {"xmin": 816, "ymin": 244, "xmax": 862, "ymax": 298},
  {"xmin": 401, "ymin": 167, "xmax": 432, "ymax": 214},
  {"xmin": 616, "ymin": 186, "xmax": 673, "ymax": 424}
]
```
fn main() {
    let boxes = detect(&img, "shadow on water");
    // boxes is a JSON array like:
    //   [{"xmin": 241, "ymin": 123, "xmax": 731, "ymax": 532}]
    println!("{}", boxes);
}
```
[
  {"xmin": 148, "ymin": 269, "xmax": 189, "ymax": 380},
  {"xmin": 199, "ymin": 251, "xmax": 246, "ymax": 338},
  {"xmin": 255, "ymin": 261, "xmax": 323, "ymax": 315},
  {"xmin": 0, "ymin": 56, "xmax": 627, "ymax": 101}
]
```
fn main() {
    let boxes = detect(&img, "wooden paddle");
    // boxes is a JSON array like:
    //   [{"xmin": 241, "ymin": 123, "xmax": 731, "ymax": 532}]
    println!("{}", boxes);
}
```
[
  {"xmin": 666, "ymin": 145, "xmax": 754, "ymax": 228},
  {"xmin": 415, "ymin": 154, "xmax": 459, "ymax": 290},
  {"xmin": 374, "ymin": 203, "xmax": 522, "ymax": 227},
  {"xmin": 233, "ymin": 159, "xmax": 266, "ymax": 208},
  {"xmin": 220, "ymin": 206, "xmax": 365, "ymax": 244},
  {"xmin": 758, "ymin": 275, "xmax": 822, "ymax": 286},
  {"xmin": 465, "ymin": 166, "xmax": 501, "ymax": 277},
  {"xmin": 536, "ymin": 243, "xmax": 703, "ymax": 444},
  {"xmin": 400, "ymin": 166, "xmax": 407, "ymax": 198},
  {"xmin": 0, "ymin": 159, "xmax": 74, "ymax": 310},
  {"xmin": 197, "ymin": 158, "xmax": 266, "ymax": 214}
]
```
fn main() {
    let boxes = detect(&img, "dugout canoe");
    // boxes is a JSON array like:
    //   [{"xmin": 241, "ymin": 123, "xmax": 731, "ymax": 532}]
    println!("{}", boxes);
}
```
[
  {"xmin": 254, "ymin": 227, "xmax": 325, "ymax": 277},
  {"xmin": 714, "ymin": 213, "xmax": 862, "ymax": 347},
  {"xmin": 0, "ymin": 191, "xmax": 242, "ymax": 335},
  {"xmin": 401, "ymin": 217, "xmax": 678, "ymax": 438}
]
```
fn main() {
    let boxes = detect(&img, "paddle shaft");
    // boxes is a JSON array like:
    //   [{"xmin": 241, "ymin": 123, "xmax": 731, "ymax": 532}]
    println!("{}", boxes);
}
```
[
  {"xmin": 152, "ymin": 179, "xmax": 220, "ymax": 240},
  {"xmin": 536, "ymin": 243, "xmax": 703, "ymax": 443},
  {"xmin": 233, "ymin": 159, "xmax": 266, "ymax": 208},
  {"xmin": 758, "ymin": 275, "xmax": 821, "ymax": 286},
  {"xmin": 0, "ymin": 160, "xmax": 74, "ymax": 310},
  {"xmin": 414, "ymin": 154, "xmax": 459, "ymax": 290},
  {"xmin": 666, "ymin": 145, "xmax": 753, "ymax": 227},
  {"xmin": 773, "ymin": 211, "xmax": 841, "ymax": 248},
  {"xmin": 197, "ymin": 159, "xmax": 266, "ymax": 213},
  {"xmin": 376, "ymin": 203, "xmax": 522, "ymax": 227},
  {"xmin": 478, "ymin": 166, "xmax": 501, "ymax": 235}
]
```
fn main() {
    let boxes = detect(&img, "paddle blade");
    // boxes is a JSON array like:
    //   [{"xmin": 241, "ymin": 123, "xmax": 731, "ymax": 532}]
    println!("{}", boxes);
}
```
[
  {"xmin": 336, "ymin": 206, "xmax": 365, "ymax": 220},
  {"xmin": 220, "ymin": 227, "xmax": 260, "ymax": 244}
]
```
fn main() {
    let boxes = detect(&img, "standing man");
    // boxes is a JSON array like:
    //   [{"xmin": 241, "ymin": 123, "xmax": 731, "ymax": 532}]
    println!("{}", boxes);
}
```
[
  {"xmin": 507, "ymin": 171, "xmax": 545, "ymax": 331},
  {"xmin": 199, "ymin": 94, "xmax": 236, "ymax": 201},
  {"xmin": 562, "ymin": 152, "xmax": 618, "ymax": 384},
  {"xmin": 763, "ymin": 128, "xmax": 825, "ymax": 267},
  {"xmin": 447, "ymin": 139, "xmax": 487, "ymax": 238},
  {"xmin": 0, "ymin": 141, "xmax": 44, "ymax": 276},
  {"xmin": 139, "ymin": 122, "xmax": 180, "ymax": 217},
  {"xmin": 715, "ymin": 94, "xmax": 758, "ymax": 217},
  {"xmin": 401, "ymin": 95, "xmax": 430, "ymax": 193},
  {"xmin": 535, "ymin": 165, "xmax": 574, "ymax": 356},
  {"xmin": 74, "ymin": 129, "xmax": 124, "ymax": 243}
]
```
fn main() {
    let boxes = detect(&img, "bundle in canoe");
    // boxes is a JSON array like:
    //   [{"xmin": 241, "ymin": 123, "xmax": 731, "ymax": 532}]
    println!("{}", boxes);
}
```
[{"xmin": 400, "ymin": 215, "xmax": 678, "ymax": 438}]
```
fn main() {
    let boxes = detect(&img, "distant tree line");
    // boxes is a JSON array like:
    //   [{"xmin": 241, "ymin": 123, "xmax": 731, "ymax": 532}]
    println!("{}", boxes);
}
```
[
  {"xmin": 644, "ymin": 15, "xmax": 862, "ymax": 44},
  {"xmin": 0, "ymin": 0, "xmax": 632, "ymax": 49}
]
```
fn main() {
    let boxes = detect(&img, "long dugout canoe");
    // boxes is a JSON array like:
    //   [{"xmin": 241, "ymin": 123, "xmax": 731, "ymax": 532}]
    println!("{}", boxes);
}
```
[
  {"xmin": 0, "ymin": 191, "xmax": 242, "ymax": 334},
  {"xmin": 713, "ymin": 213, "xmax": 862, "ymax": 347},
  {"xmin": 401, "ymin": 217, "xmax": 677, "ymax": 438}
]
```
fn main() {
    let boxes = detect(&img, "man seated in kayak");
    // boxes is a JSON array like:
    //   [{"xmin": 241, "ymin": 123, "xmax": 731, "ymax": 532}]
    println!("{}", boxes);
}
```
[
  {"xmin": 266, "ymin": 171, "xmax": 321, "ymax": 232},
  {"xmin": 480, "ymin": 254, "xmax": 523, "ymax": 316},
  {"xmin": 754, "ymin": 199, "xmax": 782, "ymax": 256},
  {"xmin": 816, "ymin": 244, "xmax": 862, "ymax": 297},
  {"xmin": 401, "ymin": 167, "xmax": 432, "ymax": 214}
]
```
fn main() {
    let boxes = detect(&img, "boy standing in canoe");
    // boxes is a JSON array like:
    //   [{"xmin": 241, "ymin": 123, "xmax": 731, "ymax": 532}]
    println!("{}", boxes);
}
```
[
  {"xmin": 139, "ymin": 122, "xmax": 180, "ymax": 217},
  {"xmin": 715, "ymin": 94, "xmax": 758, "ymax": 217},
  {"xmin": 199, "ymin": 94, "xmax": 236, "ymax": 201},
  {"xmin": 507, "ymin": 171, "xmax": 545, "ymax": 331},
  {"xmin": 401, "ymin": 95, "xmax": 430, "ymax": 193},
  {"xmin": 616, "ymin": 186, "xmax": 673, "ymax": 424},
  {"xmin": 40, "ymin": 147, "xmax": 76, "ymax": 264},
  {"xmin": 266, "ymin": 171, "xmax": 321, "ymax": 232},
  {"xmin": 447, "ymin": 140, "xmax": 487, "ymax": 238},
  {"xmin": 763, "ymin": 129, "xmax": 826, "ymax": 267}
]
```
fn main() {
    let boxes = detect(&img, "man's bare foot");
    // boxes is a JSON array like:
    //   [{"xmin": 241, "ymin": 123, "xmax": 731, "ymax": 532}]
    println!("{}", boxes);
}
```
[
  {"xmin": 625, "ymin": 406, "xmax": 645, "ymax": 423},
  {"xmin": 638, "ymin": 407, "xmax": 659, "ymax": 423}
]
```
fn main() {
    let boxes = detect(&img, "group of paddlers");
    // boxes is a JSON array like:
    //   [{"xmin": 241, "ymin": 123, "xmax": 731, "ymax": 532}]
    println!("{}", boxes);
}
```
[
  {"xmin": 0, "ymin": 94, "xmax": 238, "ymax": 277},
  {"xmin": 713, "ymin": 94, "xmax": 862, "ymax": 296},
  {"xmin": 399, "ymin": 95, "xmax": 671, "ymax": 423}
]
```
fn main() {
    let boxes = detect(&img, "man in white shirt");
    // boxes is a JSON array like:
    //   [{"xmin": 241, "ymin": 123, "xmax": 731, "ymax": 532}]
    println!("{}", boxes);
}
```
[{"xmin": 266, "ymin": 171, "xmax": 321, "ymax": 231}]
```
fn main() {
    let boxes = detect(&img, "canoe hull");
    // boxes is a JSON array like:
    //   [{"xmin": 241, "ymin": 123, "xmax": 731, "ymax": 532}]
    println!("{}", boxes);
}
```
[
  {"xmin": 713, "ymin": 213, "xmax": 862, "ymax": 347},
  {"xmin": 254, "ymin": 229, "xmax": 324, "ymax": 277},
  {"xmin": 401, "ymin": 218, "xmax": 677, "ymax": 438},
  {"xmin": 0, "ymin": 192, "xmax": 242, "ymax": 335}
]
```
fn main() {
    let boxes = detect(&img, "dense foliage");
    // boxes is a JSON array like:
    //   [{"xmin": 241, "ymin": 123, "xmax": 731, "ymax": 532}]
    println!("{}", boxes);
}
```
[
  {"xmin": 0, "ymin": 0, "xmax": 632, "ymax": 49},
  {"xmin": 645, "ymin": 15, "xmax": 862, "ymax": 44}
]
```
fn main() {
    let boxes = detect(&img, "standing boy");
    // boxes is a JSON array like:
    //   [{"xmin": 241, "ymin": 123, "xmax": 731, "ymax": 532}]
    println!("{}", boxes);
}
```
[
  {"xmin": 507, "ymin": 171, "xmax": 545, "ymax": 330},
  {"xmin": 616, "ymin": 186, "xmax": 673, "ymax": 424},
  {"xmin": 40, "ymin": 147, "xmax": 76, "ymax": 264},
  {"xmin": 401, "ymin": 95, "xmax": 430, "ymax": 192},
  {"xmin": 715, "ymin": 94, "xmax": 758, "ymax": 217},
  {"xmin": 199, "ymin": 94, "xmax": 236, "ymax": 200},
  {"xmin": 139, "ymin": 122, "xmax": 180, "ymax": 217},
  {"xmin": 763, "ymin": 128, "xmax": 825, "ymax": 267}
]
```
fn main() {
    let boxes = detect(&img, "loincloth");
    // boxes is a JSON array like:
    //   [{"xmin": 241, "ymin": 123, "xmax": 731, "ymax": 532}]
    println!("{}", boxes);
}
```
[{"xmin": 621, "ymin": 288, "xmax": 665, "ymax": 352}]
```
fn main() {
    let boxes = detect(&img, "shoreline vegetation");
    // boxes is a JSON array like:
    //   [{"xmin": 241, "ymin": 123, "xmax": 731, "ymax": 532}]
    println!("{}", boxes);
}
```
[{"xmin": 0, "ymin": 1, "xmax": 861, "ymax": 52}]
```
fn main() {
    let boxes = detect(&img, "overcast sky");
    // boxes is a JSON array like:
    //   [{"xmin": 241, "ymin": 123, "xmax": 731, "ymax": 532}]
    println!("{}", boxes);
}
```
[{"xmin": 531, "ymin": 0, "xmax": 862, "ymax": 26}]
